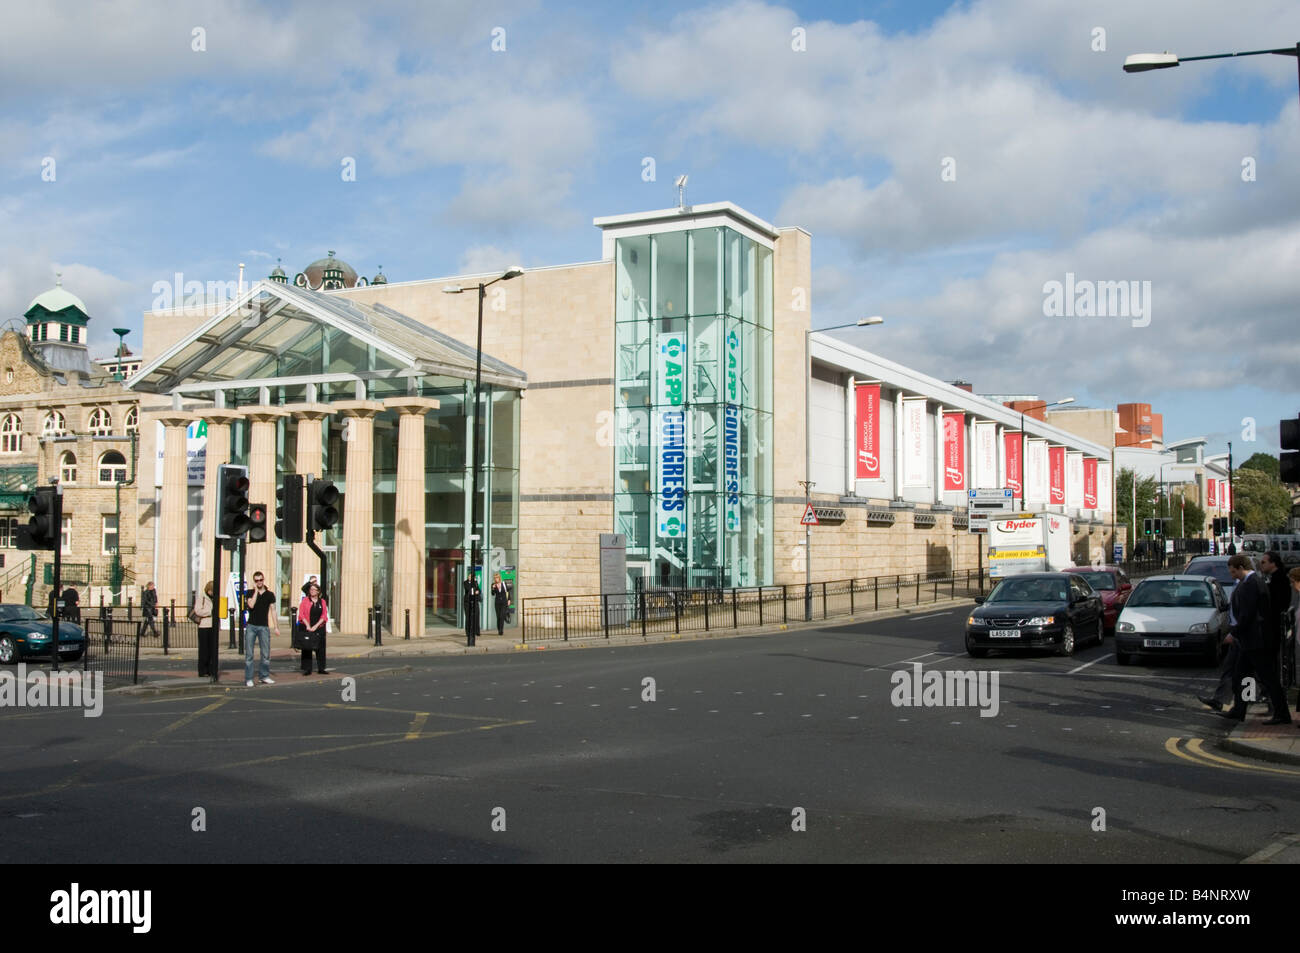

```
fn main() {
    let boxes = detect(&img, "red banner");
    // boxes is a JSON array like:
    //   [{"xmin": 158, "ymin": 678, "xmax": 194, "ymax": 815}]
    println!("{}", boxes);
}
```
[
  {"xmin": 1083, "ymin": 458, "xmax": 1098, "ymax": 509},
  {"xmin": 1206, "ymin": 479, "xmax": 1216, "ymax": 508},
  {"xmin": 942, "ymin": 412, "xmax": 965, "ymax": 491},
  {"xmin": 1048, "ymin": 447, "xmax": 1065, "ymax": 504},
  {"xmin": 855, "ymin": 384, "xmax": 881, "ymax": 479},
  {"xmin": 1222, "ymin": 480, "xmax": 1230, "ymax": 511},
  {"xmin": 1004, "ymin": 431, "xmax": 1022, "ymax": 498}
]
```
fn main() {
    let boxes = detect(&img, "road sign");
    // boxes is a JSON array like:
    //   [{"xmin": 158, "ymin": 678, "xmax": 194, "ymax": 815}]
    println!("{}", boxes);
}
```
[
  {"xmin": 1112, "ymin": 544, "xmax": 1123, "ymax": 563},
  {"xmin": 800, "ymin": 503, "xmax": 819, "ymax": 526},
  {"xmin": 967, "ymin": 487, "xmax": 1014, "ymax": 533}
]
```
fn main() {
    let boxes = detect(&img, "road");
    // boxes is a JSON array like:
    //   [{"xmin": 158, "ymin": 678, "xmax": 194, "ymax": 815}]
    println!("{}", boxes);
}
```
[{"xmin": 2, "ymin": 611, "xmax": 1296, "ymax": 863}]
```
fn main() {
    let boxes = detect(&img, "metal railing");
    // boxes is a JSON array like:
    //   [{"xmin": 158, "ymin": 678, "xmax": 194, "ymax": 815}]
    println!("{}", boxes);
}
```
[{"xmin": 520, "ymin": 569, "xmax": 991, "ymax": 643}]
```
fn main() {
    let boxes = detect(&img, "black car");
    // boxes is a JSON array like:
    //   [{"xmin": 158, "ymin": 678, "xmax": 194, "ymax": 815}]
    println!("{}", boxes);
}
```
[{"xmin": 965, "ymin": 572, "xmax": 1106, "ymax": 658}]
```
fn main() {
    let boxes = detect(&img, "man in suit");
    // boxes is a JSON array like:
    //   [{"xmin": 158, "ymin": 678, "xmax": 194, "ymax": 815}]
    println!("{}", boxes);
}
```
[
  {"xmin": 1221, "ymin": 554, "xmax": 1291, "ymax": 724},
  {"xmin": 1259, "ymin": 551, "xmax": 1291, "ymax": 656}
]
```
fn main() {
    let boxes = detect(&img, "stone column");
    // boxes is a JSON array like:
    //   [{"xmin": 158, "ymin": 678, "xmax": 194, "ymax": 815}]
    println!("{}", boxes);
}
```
[
  {"xmin": 385, "ymin": 397, "xmax": 439, "ymax": 639},
  {"xmin": 243, "ymin": 407, "xmax": 288, "ymax": 585},
  {"xmin": 333, "ymin": 400, "xmax": 384, "ymax": 634},
  {"xmin": 153, "ymin": 413, "xmax": 194, "ymax": 607},
  {"xmin": 284, "ymin": 404, "xmax": 331, "ymax": 598},
  {"xmin": 198, "ymin": 410, "xmax": 242, "ymax": 584}
]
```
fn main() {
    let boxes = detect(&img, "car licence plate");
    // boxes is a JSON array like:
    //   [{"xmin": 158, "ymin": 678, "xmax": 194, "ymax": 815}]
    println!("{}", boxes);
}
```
[
  {"xmin": 990, "ymin": 629, "xmax": 1020, "ymax": 638},
  {"xmin": 1143, "ymin": 638, "xmax": 1179, "ymax": 648}
]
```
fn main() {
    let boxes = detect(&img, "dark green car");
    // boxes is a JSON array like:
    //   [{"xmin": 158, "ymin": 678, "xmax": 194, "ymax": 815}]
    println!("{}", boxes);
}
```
[{"xmin": 0, "ymin": 604, "xmax": 86, "ymax": 664}]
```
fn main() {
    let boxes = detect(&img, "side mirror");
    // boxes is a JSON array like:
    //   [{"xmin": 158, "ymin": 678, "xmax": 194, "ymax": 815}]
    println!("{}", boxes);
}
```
[{"xmin": 973, "ymin": 596, "xmax": 985, "ymax": 605}]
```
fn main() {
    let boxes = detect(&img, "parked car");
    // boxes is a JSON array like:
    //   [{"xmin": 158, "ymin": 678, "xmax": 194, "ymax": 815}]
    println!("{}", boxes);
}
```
[
  {"xmin": 1181, "ymin": 555, "xmax": 1254, "ymax": 601},
  {"xmin": 1114, "ymin": 574, "xmax": 1228, "ymax": 666},
  {"xmin": 0, "ymin": 604, "xmax": 86, "ymax": 664},
  {"xmin": 1064, "ymin": 565, "xmax": 1132, "ymax": 634},
  {"xmin": 965, "ymin": 572, "xmax": 1106, "ymax": 658}
]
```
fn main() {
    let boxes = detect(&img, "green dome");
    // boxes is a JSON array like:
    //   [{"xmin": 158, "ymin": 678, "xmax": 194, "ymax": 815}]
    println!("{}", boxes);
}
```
[{"xmin": 26, "ymin": 283, "xmax": 87, "ymax": 317}]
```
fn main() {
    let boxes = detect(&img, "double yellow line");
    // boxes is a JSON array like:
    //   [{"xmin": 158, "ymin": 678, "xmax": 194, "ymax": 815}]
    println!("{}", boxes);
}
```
[{"xmin": 1165, "ymin": 737, "xmax": 1300, "ymax": 776}]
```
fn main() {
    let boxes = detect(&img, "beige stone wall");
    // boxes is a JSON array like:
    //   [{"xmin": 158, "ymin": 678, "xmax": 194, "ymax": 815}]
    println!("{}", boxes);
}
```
[
  {"xmin": 773, "ymin": 228, "xmax": 811, "ymax": 499},
  {"xmin": 518, "ymin": 499, "xmax": 613, "ymax": 599},
  {"xmin": 1044, "ymin": 407, "xmax": 1117, "ymax": 450}
]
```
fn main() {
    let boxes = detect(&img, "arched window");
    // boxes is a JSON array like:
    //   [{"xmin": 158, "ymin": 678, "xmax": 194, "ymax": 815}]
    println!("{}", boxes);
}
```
[
  {"xmin": 87, "ymin": 407, "xmax": 112, "ymax": 436},
  {"xmin": 42, "ymin": 411, "xmax": 67, "ymax": 437},
  {"xmin": 124, "ymin": 406, "xmax": 139, "ymax": 434},
  {"xmin": 98, "ymin": 450, "xmax": 127, "ymax": 484},
  {"xmin": 59, "ymin": 451, "xmax": 77, "ymax": 484},
  {"xmin": 1, "ymin": 414, "xmax": 22, "ymax": 453}
]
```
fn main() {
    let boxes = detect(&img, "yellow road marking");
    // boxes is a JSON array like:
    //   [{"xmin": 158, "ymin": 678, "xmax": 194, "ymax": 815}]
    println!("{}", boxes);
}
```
[
  {"xmin": 405, "ymin": 712, "xmax": 429, "ymax": 740},
  {"xmin": 1165, "ymin": 737, "xmax": 1300, "ymax": 777}
]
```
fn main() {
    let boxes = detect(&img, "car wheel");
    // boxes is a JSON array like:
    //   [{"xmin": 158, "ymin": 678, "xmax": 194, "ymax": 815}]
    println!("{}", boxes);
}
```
[
  {"xmin": 1095, "ymin": 617, "xmax": 1105, "ymax": 646},
  {"xmin": 1116, "ymin": 650, "xmax": 1132, "ymax": 666},
  {"xmin": 0, "ymin": 636, "xmax": 14, "ymax": 664},
  {"xmin": 966, "ymin": 638, "xmax": 989, "ymax": 659},
  {"xmin": 1057, "ymin": 623, "xmax": 1075, "ymax": 657}
]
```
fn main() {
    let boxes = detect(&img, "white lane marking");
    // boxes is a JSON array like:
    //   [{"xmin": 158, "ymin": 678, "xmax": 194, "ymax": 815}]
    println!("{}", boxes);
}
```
[
  {"xmin": 1242, "ymin": 834, "xmax": 1300, "ymax": 864},
  {"xmin": 913, "ymin": 611, "xmax": 954, "ymax": 620},
  {"xmin": 1068, "ymin": 654, "xmax": 1109, "ymax": 674}
]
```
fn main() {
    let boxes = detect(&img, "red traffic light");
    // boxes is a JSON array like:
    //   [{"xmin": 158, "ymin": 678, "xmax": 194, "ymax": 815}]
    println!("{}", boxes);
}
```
[{"xmin": 248, "ymin": 503, "xmax": 268, "ymax": 543}]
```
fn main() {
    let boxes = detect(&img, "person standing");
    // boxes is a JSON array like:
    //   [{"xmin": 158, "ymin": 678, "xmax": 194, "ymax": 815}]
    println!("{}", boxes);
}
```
[
  {"xmin": 491, "ymin": 573, "xmax": 510, "ymax": 636},
  {"xmin": 194, "ymin": 581, "xmax": 215, "ymax": 679},
  {"xmin": 1220, "ymin": 554, "xmax": 1291, "ymax": 725},
  {"xmin": 243, "ymin": 572, "xmax": 278, "ymax": 687},
  {"xmin": 1259, "ymin": 551, "xmax": 1290, "ymax": 663},
  {"xmin": 137, "ymin": 581, "xmax": 159, "ymax": 639},
  {"xmin": 297, "ymin": 581, "xmax": 329, "ymax": 675},
  {"xmin": 61, "ymin": 586, "xmax": 80, "ymax": 623}
]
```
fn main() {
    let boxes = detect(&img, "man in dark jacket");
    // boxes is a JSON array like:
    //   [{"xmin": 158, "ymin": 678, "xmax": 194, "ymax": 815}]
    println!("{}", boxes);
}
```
[
  {"xmin": 1259, "ymin": 551, "xmax": 1291, "ymax": 651},
  {"xmin": 137, "ymin": 581, "xmax": 159, "ymax": 638},
  {"xmin": 1221, "ymin": 555, "xmax": 1291, "ymax": 724}
]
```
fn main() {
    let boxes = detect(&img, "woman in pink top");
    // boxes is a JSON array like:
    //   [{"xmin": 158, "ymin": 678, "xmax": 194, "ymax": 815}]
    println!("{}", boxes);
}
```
[{"xmin": 297, "ymin": 581, "xmax": 329, "ymax": 675}]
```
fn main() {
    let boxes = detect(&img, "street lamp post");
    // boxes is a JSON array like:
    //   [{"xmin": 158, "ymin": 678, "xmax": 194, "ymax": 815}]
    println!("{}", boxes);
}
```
[
  {"xmin": 1019, "ymin": 397, "xmax": 1074, "ymax": 510},
  {"xmin": 1124, "ymin": 43, "xmax": 1300, "ymax": 110},
  {"xmin": 443, "ymin": 266, "xmax": 523, "ymax": 644},
  {"xmin": 804, "ymin": 316, "xmax": 883, "ymax": 621}
]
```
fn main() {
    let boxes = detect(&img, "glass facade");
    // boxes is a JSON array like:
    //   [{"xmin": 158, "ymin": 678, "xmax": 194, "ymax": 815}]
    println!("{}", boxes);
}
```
[{"xmin": 614, "ymin": 227, "xmax": 773, "ymax": 590}]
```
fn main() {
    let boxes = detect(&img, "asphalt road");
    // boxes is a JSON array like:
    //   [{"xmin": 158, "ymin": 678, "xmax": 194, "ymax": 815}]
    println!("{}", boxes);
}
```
[{"xmin": 2, "ymin": 612, "xmax": 1296, "ymax": 863}]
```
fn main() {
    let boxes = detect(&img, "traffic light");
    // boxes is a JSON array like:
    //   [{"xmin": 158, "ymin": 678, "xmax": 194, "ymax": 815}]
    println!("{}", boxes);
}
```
[
  {"xmin": 1234, "ymin": 519, "xmax": 1245, "ymax": 537},
  {"xmin": 216, "ymin": 464, "xmax": 252, "ymax": 539},
  {"xmin": 248, "ymin": 503, "xmax": 268, "ymax": 543},
  {"xmin": 1281, "ymin": 415, "xmax": 1300, "ymax": 484},
  {"xmin": 18, "ymin": 486, "xmax": 59, "ymax": 550},
  {"xmin": 1143, "ymin": 517, "xmax": 1153, "ymax": 535},
  {"xmin": 307, "ymin": 477, "xmax": 340, "ymax": 532},
  {"xmin": 275, "ymin": 474, "xmax": 304, "ymax": 543},
  {"xmin": 1212, "ymin": 517, "xmax": 1226, "ymax": 536}
]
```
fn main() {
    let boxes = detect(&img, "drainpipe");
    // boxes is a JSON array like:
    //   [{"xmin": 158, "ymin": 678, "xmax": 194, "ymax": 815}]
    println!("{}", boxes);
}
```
[{"xmin": 111, "ymin": 430, "xmax": 139, "ymax": 604}]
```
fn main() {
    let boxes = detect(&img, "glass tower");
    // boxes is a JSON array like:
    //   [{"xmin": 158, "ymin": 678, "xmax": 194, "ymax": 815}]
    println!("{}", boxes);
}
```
[{"xmin": 614, "ymin": 227, "xmax": 773, "ymax": 591}]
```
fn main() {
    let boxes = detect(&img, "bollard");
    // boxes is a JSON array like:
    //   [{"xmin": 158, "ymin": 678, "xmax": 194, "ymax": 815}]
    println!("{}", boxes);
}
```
[
  {"xmin": 103, "ymin": 606, "xmax": 113, "ymax": 652},
  {"xmin": 127, "ymin": 597, "xmax": 134, "ymax": 621},
  {"xmin": 703, "ymin": 589, "xmax": 710, "ymax": 631},
  {"xmin": 374, "ymin": 605, "xmax": 383, "ymax": 647},
  {"xmin": 562, "ymin": 595, "xmax": 569, "ymax": 642},
  {"xmin": 849, "ymin": 578, "xmax": 855, "ymax": 615},
  {"xmin": 366, "ymin": 606, "xmax": 373, "ymax": 641},
  {"xmin": 162, "ymin": 605, "xmax": 171, "ymax": 655},
  {"xmin": 758, "ymin": 587, "xmax": 763, "ymax": 626},
  {"xmin": 731, "ymin": 587, "xmax": 738, "ymax": 630},
  {"xmin": 404, "ymin": 608, "xmax": 410, "ymax": 641}
]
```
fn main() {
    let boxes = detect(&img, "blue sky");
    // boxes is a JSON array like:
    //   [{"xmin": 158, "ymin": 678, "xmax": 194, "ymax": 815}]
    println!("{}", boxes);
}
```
[{"xmin": 2, "ymin": 0, "xmax": 1298, "ymax": 456}]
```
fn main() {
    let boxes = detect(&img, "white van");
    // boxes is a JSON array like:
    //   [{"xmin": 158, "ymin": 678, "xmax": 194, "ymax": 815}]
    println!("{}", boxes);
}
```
[
  {"xmin": 1241, "ymin": 534, "xmax": 1300, "ymax": 568},
  {"xmin": 987, "ymin": 513, "xmax": 1073, "ymax": 579}
]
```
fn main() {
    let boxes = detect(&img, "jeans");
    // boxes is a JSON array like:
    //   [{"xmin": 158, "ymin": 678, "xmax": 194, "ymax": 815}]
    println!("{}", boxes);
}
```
[{"xmin": 244, "ymin": 624, "xmax": 271, "ymax": 681}]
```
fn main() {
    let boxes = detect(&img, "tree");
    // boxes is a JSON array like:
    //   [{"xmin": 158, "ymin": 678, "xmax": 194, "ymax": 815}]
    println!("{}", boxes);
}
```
[
  {"xmin": 1239, "ymin": 452, "xmax": 1279, "ymax": 481},
  {"xmin": 1231, "ymin": 467, "xmax": 1292, "ymax": 533},
  {"xmin": 1116, "ymin": 468, "xmax": 1161, "ymax": 538},
  {"xmin": 1168, "ymin": 490, "xmax": 1206, "ymax": 538}
]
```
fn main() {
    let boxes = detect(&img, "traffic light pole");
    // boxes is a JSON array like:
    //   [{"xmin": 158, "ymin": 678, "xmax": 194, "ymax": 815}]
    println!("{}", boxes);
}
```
[
  {"xmin": 50, "ymin": 484, "xmax": 63, "ymax": 673},
  {"xmin": 305, "ymin": 528, "xmax": 327, "ymax": 618},
  {"xmin": 210, "ymin": 537, "xmax": 223, "ymax": 683},
  {"xmin": 236, "ymin": 536, "xmax": 246, "ymax": 654},
  {"xmin": 1227, "ymin": 442, "xmax": 1235, "ymax": 554}
]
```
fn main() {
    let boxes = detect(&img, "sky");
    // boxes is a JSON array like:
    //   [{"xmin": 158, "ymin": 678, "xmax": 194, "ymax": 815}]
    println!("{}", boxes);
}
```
[{"xmin": 2, "ymin": 0, "xmax": 1298, "ymax": 457}]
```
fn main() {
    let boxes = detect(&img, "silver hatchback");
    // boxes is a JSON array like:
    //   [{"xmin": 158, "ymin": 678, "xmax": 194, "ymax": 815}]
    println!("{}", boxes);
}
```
[{"xmin": 1114, "ymin": 574, "xmax": 1229, "ymax": 666}]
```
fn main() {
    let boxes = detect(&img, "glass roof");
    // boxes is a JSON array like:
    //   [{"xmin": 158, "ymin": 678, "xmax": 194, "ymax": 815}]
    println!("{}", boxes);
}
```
[{"xmin": 129, "ymin": 281, "xmax": 527, "ymax": 396}]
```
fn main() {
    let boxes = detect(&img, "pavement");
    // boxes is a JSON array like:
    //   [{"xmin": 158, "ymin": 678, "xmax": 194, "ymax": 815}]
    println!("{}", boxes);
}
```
[{"xmin": 1221, "ymin": 704, "xmax": 1300, "ymax": 769}]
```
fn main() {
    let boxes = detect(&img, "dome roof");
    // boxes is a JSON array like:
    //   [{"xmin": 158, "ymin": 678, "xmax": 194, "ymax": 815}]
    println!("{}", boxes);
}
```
[
  {"xmin": 269, "ymin": 257, "xmax": 286, "ymax": 279},
  {"xmin": 26, "ymin": 279, "xmax": 88, "ymax": 317},
  {"xmin": 296, "ymin": 250, "xmax": 359, "ymax": 290},
  {"xmin": 371, "ymin": 266, "xmax": 387, "ymax": 285}
]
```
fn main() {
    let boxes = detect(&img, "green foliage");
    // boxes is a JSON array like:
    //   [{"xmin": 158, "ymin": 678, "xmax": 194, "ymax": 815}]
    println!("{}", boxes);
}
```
[
  {"xmin": 1116, "ymin": 468, "xmax": 1160, "ymax": 535},
  {"xmin": 1239, "ymin": 452, "xmax": 1279, "ymax": 481},
  {"xmin": 1231, "ymin": 467, "xmax": 1292, "ymax": 533}
]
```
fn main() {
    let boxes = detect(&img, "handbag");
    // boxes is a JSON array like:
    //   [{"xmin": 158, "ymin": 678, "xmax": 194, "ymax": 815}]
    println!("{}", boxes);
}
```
[{"xmin": 292, "ymin": 623, "xmax": 318, "ymax": 651}]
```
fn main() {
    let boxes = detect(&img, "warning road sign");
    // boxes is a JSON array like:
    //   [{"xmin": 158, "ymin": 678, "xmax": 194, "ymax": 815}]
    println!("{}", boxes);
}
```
[{"xmin": 800, "ymin": 503, "xmax": 819, "ymax": 525}]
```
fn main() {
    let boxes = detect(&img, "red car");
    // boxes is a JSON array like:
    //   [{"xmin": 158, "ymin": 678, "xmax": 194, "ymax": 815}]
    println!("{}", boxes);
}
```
[{"xmin": 1064, "ymin": 565, "xmax": 1133, "ymax": 634}]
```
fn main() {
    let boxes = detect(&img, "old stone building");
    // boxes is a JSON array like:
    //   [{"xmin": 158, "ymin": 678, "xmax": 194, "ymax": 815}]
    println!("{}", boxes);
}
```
[{"xmin": 0, "ymin": 279, "xmax": 142, "ymax": 609}]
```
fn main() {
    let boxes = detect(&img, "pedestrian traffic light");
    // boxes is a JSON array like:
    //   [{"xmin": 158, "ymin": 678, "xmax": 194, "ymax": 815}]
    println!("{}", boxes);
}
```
[
  {"xmin": 248, "ymin": 503, "xmax": 268, "ymax": 543},
  {"xmin": 216, "ymin": 464, "xmax": 252, "ymax": 539},
  {"xmin": 18, "ymin": 485, "xmax": 59, "ymax": 551},
  {"xmin": 1143, "ymin": 517, "xmax": 1152, "ymax": 535},
  {"xmin": 1281, "ymin": 415, "xmax": 1300, "ymax": 484},
  {"xmin": 276, "ymin": 474, "xmax": 304, "ymax": 543},
  {"xmin": 306, "ymin": 477, "xmax": 339, "ymax": 532}
]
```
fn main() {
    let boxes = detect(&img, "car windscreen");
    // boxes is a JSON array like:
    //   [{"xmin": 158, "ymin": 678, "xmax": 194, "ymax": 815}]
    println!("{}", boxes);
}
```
[
  {"xmin": 987, "ymin": 578, "xmax": 1067, "ymax": 603},
  {"xmin": 1127, "ymin": 580, "xmax": 1216, "ymax": 608},
  {"xmin": 1184, "ymin": 560, "xmax": 1232, "ymax": 583},
  {"xmin": 1243, "ymin": 539, "xmax": 1266, "ymax": 552},
  {"xmin": 0, "ymin": 605, "xmax": 42, "ymax": 622},
  {"xmin": 1073, "ymin": 572, "xmax": 1116, "ymax": 590}
]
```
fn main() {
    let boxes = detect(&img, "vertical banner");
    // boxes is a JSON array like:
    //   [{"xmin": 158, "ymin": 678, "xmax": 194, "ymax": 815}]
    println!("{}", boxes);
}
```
[
  {"xmin": 1003, "ymin": 431, "xmax": 1023, "ymax": 499},
  {"xmin": 902, "ymin": 398, "xmax": 928, "ymax": 487},
  {"xmin": 974, "ymin": 421, "xmax": 997, "ymax": 489},
  {"xmin": 1066, "ymin": 452, "xmax": 1084, "ymax": 509},
  {"xmin": 1207, "ymin": 478, "xmax": 1217, "ymax": 508},
  {"xmin": 1223, "ymin": 481, "xmax": 1231, "ymax": 511},
  {"xmin": 942, "ymin": 411, "xmax": 965, "ymax": 491},
  {"xmin": 1083, "ymin": 457, "xmax": 1098, "ymax": 510},
  {"xmin": 855, "ymin": 383, "xmax": 881, "ymax": 480},
  {"xmin": 1025, "ymin": 439, "xmax": 1047, "ymax": 506},
  {"xmin": 1097, "ymin": 461, "xmax": 1112, "ymax": 513},
  {"xmin": 1048, "ymin": 446, "xmax": 1065, "ymax": 505},
  {"xmin": 723, "ymin": 404, "xmax": 740, "ymax": 533},
  {"xmin": 655, "ymin": 327, "xmax": 688, "ymax": 542}
]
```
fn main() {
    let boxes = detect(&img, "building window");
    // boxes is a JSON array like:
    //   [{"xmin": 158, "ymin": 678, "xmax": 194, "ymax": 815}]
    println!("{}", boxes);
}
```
[
  {"xmin": 59, "ymin": 450, "xmax": 77, "ymax": 484},
  {"xmin": 0, "ymin": 517, "xmax": 17, "ymax": 548},
  {"xmin": 98, "ymin": 450, "xmax": 127, "ymax": 484},
  {"xmin": 43, "ymin": 411, "xmax": 67, "ymax": 437},
  {"xmin": 87, "ymin": 407, "xmax": 112, "ymax": 435},
  {"xmin": 124, "ymin": 406, "xmax": 139, "ymax": 434},
  {"xmin": 61, "ymin": 515, "xmax": 71, "ymax": 554},
  {"xmin": 70, "ymin": 326, "xmax": 80, "ymax": 344},
  {"xmin": 1, "ymin": 414, "xmax": 22, "ymax": 453},
  {"xmin": 102, "ymin": 515, "xmax": 119, "ymax": 556},
  {"xmin": 4, "ymin": 368, "xmax": 12, "ymax": 383},
  {"xmin": 59, "ymin": 323, "xmax": 69, "ymax": 342}
]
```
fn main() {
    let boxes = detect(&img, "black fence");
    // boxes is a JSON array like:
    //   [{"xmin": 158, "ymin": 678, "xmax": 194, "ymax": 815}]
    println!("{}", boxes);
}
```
[
  {"xmin": 521, "ymin": 569, "xmax": 991, "ymax": 643},
  {"xmin": 78, "ymin": 615, "xmax": 141, "ymax": 686}
]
